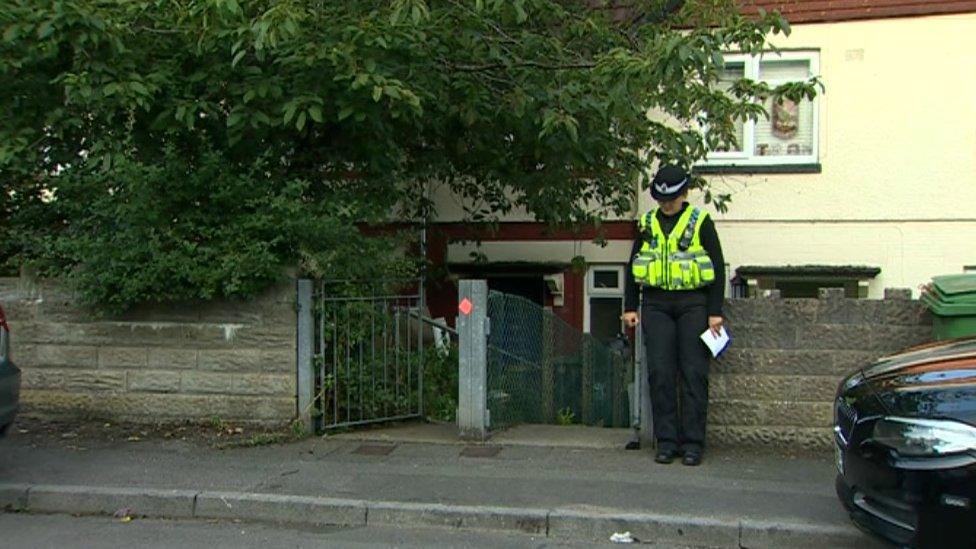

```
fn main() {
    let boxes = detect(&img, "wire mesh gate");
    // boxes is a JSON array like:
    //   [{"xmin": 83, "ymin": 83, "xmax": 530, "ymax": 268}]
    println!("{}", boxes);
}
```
[
  {"xmin": 485, "ymin": 290, "xmax": 632, "ymax": 430},
  {"xmin": 312, "ymin": 280, "xmax": 426, "ymax": 431}
]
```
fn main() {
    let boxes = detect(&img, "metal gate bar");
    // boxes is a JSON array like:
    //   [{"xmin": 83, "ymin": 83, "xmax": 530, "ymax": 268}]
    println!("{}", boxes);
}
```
[{"xmin": 311, "ymin": 279, "xmax": 426, "ymax": 431}]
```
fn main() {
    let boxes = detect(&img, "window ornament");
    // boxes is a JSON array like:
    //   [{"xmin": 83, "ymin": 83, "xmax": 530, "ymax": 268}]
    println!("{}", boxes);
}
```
[{"xmin": 772, "ymin": 98, "xmax": 799, "ymax": 139}]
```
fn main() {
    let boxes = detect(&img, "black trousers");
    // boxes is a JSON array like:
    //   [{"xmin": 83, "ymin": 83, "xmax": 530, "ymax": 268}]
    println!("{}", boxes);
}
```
[{"xmin": 641, "ymin": 291, "xmax": 710, "ymax": 452}]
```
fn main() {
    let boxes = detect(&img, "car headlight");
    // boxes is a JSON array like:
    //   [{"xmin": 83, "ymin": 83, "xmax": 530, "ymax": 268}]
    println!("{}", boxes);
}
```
[{"xmin": 872, "ymin": 417, "xmax": 976, "ymax": 456}]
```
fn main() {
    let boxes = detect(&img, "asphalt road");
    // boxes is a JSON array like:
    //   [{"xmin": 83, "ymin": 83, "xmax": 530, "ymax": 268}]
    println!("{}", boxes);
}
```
[{"xmin": 0, "ymin": 513, "xmax": 709, "ymax": 549}]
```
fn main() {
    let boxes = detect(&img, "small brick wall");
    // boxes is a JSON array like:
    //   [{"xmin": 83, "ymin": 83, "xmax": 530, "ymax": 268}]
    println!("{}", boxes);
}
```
[
  {"xmin": 710, "ymin": 287, "xmax": 932, "ymax": 451},
  {"xmin": 0, "ymin": 277, "xmax": 297, "ymax": 426}
]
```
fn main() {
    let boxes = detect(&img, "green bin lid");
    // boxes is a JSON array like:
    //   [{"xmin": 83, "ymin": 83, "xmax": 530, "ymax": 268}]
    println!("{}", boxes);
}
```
[
  {"xmin": 931, "ymin": 274, "xmax": 976, "ymax": 297},
  {"xmin": 928, "ymin": 284, "xmax": 976, "ymax": 303},
  {"xmin": 922, "ymin": 292, "xmax": 976, "ymax": 316}
]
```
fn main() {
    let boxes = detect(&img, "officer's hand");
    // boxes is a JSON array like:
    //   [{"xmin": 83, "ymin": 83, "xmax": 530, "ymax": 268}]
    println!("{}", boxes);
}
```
[
  {"xmin": 708, "ymin": 316, "xmax": 724, "ymax": 337},
  {"xmin": 621, "ymin": 311, "xmax": 639, "ymax": 328}
]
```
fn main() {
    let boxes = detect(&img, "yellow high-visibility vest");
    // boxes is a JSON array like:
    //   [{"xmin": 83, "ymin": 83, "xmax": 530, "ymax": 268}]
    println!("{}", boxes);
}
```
[{"xmin": 631, "ymin": 206, "xmax": 716, "ymax": 290}]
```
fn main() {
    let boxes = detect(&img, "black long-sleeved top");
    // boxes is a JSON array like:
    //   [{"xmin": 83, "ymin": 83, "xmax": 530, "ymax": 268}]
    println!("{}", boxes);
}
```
[{"xmin": 623, "ymin": 203, "xmax": 726, "ymax": 316}]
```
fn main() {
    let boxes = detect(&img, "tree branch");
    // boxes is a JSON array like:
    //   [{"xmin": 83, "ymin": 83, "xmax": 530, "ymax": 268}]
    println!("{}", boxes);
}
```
[{"xmin": 443, "ymin": 59, "xmax": 596, "ymax": 72}]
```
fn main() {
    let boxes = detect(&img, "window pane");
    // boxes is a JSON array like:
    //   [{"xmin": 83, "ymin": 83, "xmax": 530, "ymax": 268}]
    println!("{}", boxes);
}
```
[
  {"xmin": 589, "ymin": 297, "xmax": 623, "ymax": 343},
  {"xmin": 759, "ymin": 59, "xmax": 811, "ymax": 80},
  {"xmin": 715, "ymin": 62, "xmax": 746, "ymax": 152},
  {"xmin": 755, "ymin": 59, "xmax": 814, "ymax": 157},
  {"xmin": 593, "ymin": 270, "xmax": 619, "ymax": 289}
]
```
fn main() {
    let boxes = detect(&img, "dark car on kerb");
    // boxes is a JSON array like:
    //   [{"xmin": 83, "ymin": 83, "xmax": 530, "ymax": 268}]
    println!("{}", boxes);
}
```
[
  {"xmin": 0, "ymin": 303, "xmax": 19, "ymax": 437},
  {"xmin": 835, "ymin": 337, "xmax": 976, "ymax": 548}
]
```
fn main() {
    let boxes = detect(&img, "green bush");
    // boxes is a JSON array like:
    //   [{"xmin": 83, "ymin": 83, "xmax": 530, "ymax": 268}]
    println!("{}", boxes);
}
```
[{"xmin": 11, "ymin": 147, "xmax": 415, "ymax": 313}]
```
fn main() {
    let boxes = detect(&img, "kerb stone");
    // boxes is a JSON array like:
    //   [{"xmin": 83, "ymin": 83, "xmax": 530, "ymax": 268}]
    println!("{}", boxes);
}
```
[
  {"xmin": 368, "ymin": 501, "xmax": 547, "ymax": 534},
  {"xmin": 0, "ymin": 484, "xmax": 30, "ymax": 511},
  {"xmin": 740, "ymin": 519, "xmax": 882, "ymax": 549},
  {"xmin": 548, "ymin": 509, "xmax": 739, "ymax": 546},
  {"xmin": 194, "ymin": 492, "xmax": 365, "ymax": 527},
  {"xmin": 28, "ymin": 485, "xmax": 196, "ymax": 518}
]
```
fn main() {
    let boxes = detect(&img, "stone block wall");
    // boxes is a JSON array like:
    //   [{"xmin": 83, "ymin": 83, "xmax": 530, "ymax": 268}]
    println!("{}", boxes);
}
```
[
  {"xmin": 709, "ymin": 288, "xmax": 932, "ymax": 451},
  {"xmin": 0, "ymin": 277, "xmax": 297, "ymax": 426},
  {"xmin": 0, "ymin": 274, "xmax": 935, "ymax": 445}
]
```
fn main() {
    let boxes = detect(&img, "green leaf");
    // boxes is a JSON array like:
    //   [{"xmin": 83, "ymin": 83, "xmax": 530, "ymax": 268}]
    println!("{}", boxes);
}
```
[
  {"xmin": 283, "ymin": 18, "xmax": 298, "ymax": 36},
  {"xmin": 232, "ymin": 49, "xmax": 246, "ymax": 67},
  {"xmin": 37, "ymin": 21, "xmax": 54, "ymax": 39},
  {"xmin": 779, "ymin": 16, "xmax": 791, "ymax": 36},
  {"xmin": 296, "ymin": 111, "xmax": 307, "ymax": 131},
  {"xmin": 372, "ymin": 86, "xmax": 383, "ymax": 102},
  {"xmin": 283, "ymin": 103, "xmax": 298, "ymax": 124},
  {"xmin": 564, "ymin": 117, "xmax": 579, "ymax": 143},
  {"xmin": 390, "ymin": 2, "xmax": 405, "ymax": 24},
  {"xmin": 338, "ymin": 106, "xmax": 355, "ymax": 121},
  {"xmin": 513, "ymin": 0, "xmax": 527, "ymax": 23},
  {"xmin": 309, "ymin": 106, "xmax": 324, "ymax": 123},
  {"xmin": 3, "ymin": 25, "xmax": 20, "ymax": 43},
  {"xmin": 253, "ymin": 111, "xmax": 271, "ymax": 126}
]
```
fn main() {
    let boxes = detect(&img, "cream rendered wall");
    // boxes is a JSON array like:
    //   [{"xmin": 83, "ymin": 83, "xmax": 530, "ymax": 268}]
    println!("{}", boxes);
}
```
[
  {"xmin": 437, "ymin": 13, "xmax": 976, "ymax": 298},
  {"xmin": 703, "ymin": 13, "xmax": 976, "ymax": 297}
]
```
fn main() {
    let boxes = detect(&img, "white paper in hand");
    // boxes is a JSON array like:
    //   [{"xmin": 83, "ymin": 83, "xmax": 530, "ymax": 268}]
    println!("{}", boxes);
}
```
[{"xmin": 700, "ymin": 326, "xmax": 731, "ymax": 358}]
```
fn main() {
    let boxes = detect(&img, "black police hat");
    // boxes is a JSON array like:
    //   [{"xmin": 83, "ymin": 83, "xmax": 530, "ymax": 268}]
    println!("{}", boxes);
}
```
[{"xmin": 650, "ymin": 165, "xmax": 691, "ymax": 201}]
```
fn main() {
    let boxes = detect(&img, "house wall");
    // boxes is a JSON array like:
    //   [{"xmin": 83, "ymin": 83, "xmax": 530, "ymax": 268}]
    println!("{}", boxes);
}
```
[
  {"xmin": 705, "ymin": 12, "xmax": 976, "ymax": 298},
  {"xmin": 0, "ymin": 277, "xmax": 297, "ymax": 426},
  {"xmin": 431, "ymin": 12, "xmax": 976, "ymax": 308}
]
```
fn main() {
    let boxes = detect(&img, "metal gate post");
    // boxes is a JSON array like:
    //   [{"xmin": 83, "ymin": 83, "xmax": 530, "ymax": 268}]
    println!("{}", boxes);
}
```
[
  {"xmin": 296, "ymin": 279, "xmax": 314, "ymax": 433},
  {"xmin": 636, "ymin": 319, "xmax": 654, "ymax": 449},
  {"xmin": 457, "ymin": 279, "xmax": 489, "ymax": 441}
]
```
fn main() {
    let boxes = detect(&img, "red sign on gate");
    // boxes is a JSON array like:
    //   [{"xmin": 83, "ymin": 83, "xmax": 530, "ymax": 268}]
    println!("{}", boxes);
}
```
[{"xmin": 458, "ymin": 298, "xmax": 473, "ymax": 316}]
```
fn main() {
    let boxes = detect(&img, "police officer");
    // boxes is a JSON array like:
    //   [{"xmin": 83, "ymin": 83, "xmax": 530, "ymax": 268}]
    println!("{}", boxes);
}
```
[{"xmin": 622, "ymin": 165, "xmax": 725, "ymax": 466}]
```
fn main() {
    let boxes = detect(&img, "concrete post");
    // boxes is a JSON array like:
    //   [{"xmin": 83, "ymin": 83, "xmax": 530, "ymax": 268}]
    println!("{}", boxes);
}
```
[
  {"xmin": 296, "ymin": 279, "xmax": 315, "ymax": 433},
  {"xmin": 457, "ymin": 280, "xmax": 489, "ymax": 440}
]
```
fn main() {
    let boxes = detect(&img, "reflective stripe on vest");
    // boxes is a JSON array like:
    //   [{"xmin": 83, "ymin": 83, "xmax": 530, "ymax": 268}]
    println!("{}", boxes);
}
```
[{"xmin": 632, "ymin": 206, "xmax": 716, "ymax": 290}]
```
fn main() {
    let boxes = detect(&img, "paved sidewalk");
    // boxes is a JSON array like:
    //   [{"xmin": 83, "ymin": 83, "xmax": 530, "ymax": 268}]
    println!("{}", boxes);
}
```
[{"xmin": 0, "ymin": 423, "xmax": 887, "ymax": 548}]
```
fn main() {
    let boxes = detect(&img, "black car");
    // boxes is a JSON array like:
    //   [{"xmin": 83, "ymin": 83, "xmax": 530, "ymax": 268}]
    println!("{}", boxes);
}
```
[
  {"xmin": 0, "ymin": 303, "xmax": 19, "ymax": 437},
  {"xmin": 835, "ymin": 337, "xmax": 976, "ymax": 548}
]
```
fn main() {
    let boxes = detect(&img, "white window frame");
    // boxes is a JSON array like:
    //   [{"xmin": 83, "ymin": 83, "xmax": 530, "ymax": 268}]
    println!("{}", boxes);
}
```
[
  {"xmin": 583, "ymin": 264, "xmax": 626, "ymax": 335},
  {"xmin": 701, "ymin": 50, "xmax": 820, "ymax": 167}
]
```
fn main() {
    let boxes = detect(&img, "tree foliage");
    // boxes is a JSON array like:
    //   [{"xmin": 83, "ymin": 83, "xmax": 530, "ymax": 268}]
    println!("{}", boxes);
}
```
[{"xmin": 0, "ymin": 0, "xmax": 818, "ymax": 310}]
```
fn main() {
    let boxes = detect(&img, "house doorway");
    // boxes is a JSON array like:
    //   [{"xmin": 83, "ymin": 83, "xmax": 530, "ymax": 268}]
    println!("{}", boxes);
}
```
[{"xmin": 486, "ymin": 276, "xmax": 545, "ymax": 306}]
